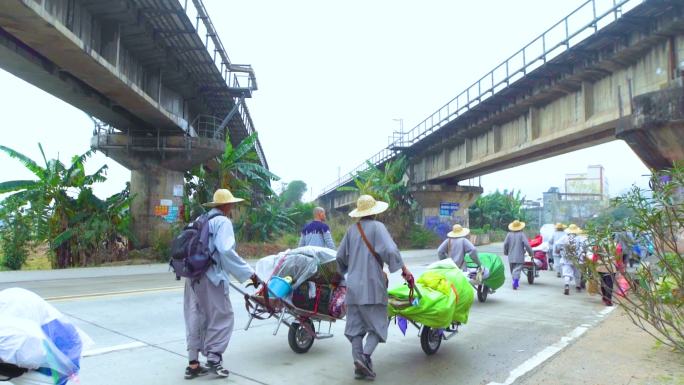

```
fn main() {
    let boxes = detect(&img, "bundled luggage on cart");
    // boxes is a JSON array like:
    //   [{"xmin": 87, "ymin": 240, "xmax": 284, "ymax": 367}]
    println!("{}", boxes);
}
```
[
  {"xmin": 0, "ymin": 288, "xmax": 92, "ymax": 385},
  {"xmin": 387, "ymin": 261, "xmax": 475, "ymax": 355},
  {"xmin": 231, "ymin": 246, "xmax": 346, "ymax": 353},
  {"xmin": 465, "ymin": 252, "xmax": 505, "ymax": 302},
  {"xmin": 524, "ymin": 235, "xmax": 550, "ymax": 284}
]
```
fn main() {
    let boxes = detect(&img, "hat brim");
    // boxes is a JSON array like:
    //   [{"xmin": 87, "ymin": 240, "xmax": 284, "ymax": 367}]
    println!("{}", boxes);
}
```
[
  {"xmin": 566, "ymin": 228, "xmax": 582, "ymax": 235},
  {"xmin": 508, "ymin": 222, "xmax": 526, "ymax": 231},
  {"xmin": 202, "ymin": 197, "xmax": 244, "ymax": 208},
  {"xmin": 349, "ymin": 201, "xmax": 389, "ymax": 218},
  {"xmin": 447, "ymin": 229, "xmax": 470, "ymax": 238}
]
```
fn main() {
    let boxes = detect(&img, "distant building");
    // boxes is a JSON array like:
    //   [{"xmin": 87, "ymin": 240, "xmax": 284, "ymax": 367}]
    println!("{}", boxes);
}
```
[
  {"xmin": 524, "ymin": 165, "xmax": 610, "ymax": 227},
  {"xmin": 564, "ymin": 165, "xmax": 609, "ymax": 200}
]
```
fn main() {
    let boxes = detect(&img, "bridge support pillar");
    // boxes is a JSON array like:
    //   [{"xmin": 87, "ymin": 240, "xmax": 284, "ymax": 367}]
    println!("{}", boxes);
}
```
[
  {"xmin": 91, "ymin": 132, "xmax": 224, "ymax": 247},
  {"xmin": 410, "ymin": 184, "xmax": 483, "ymax": 238},
  {"xmin": 618, "ymin": 83, "xmax": 684, "ymax": 170}
]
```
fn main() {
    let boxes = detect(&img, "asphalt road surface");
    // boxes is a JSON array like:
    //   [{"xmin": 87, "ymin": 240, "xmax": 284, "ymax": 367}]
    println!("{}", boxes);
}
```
[{"xmin": 0, "ymin": 244, "xmax": 611, "ymax": 385}]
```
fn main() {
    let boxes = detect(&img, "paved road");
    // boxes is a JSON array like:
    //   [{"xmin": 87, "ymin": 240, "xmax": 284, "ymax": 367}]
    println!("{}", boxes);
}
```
[{"xmin": 0, "ymin": 245, "xmax": 610, "ymax": 385}]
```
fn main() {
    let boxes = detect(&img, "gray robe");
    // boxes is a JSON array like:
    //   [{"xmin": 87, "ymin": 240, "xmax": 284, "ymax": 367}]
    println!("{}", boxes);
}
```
[
  {"xmin": 437, "ymin": 237, "xmax": 481, "ymax": 268},
  {"xmin": 336, "ymin": 219, "xmax": 404, "ymax": 305},
  {"xmin": 503, "ymin": 231, "xmax": 533, "ymax": 264},
  {"xmin": 337, "ymin": 219, "xmax": 404, "ymax": 343},
  {"xmin": 548, "ymin": 230, "xmax": 566, "ymax": 259}
]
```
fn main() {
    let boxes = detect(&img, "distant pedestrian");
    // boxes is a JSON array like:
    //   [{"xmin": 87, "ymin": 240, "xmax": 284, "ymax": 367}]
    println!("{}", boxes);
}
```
[
  {"xmin": 594, "ymin": 246, "xmax": 623, "ymax": 306},
  {"xmin": 437, "ymin": 224, "xmax": 482, "ymax": 270},
  {"xmin": 548, "ymin": 223, "xmax": 567, "ymax": 276},
  {"xmin": 614, "ymin": 224, "xmax": 635, "ymax": 267},
  {"xmin": 503, "ymin": 220, "xmax": 534, "ymax": 290},
  {"xmin": 183, "ymin": 189, "xmax": 260, "ymax": 380},
  {"xmin": 554, "ymin": 224, "xmax": 587, "ymax": 295},
  {"xmin": 336, "ymin": 195, "xmax": 414, "ymax": 381},
  {"xmin": 298, "ymin": 206, "xmax": 335, "ymax": 249}
]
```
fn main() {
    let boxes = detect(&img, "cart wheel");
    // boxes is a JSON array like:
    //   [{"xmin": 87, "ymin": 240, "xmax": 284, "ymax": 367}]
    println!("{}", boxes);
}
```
[
  {"xmin": 288, "ymin": 320, "xmax": 315, "ymax": 354},
  {"xmin": 527, "ymin": 267, "xmax": 535, "ymax": 284},
  {"xmin": 477, "ymin": 285, "xmax": 489, "ymax": 302},
  {"xmin": 420, "ymin": 326, "xmax": 442, "ymax": 355}
]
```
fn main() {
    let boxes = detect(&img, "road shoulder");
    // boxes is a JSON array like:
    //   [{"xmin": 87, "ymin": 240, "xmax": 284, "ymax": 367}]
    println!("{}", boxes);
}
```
[{"xmin": 517, "ymin": 306, "xmax": 684, "ymax": 385}]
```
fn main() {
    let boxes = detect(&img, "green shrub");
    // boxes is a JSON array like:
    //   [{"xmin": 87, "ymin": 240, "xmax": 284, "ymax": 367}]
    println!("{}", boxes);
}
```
[
  {"xmin": 408, "ymin": 225, "xmax": 440, "ymax": 249},
  {"xmin": 0, "ymin": 204, "xmax": 30, "ymax": 270},
  {"xmin": 279, "ymin": 233, "xmax": 300, "ymax": 249}
]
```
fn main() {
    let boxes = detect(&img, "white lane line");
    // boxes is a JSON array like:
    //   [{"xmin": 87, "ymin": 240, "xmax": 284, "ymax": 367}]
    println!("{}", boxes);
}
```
[
  {"xmin": 82, "ymin": 341, "xmax": 147, "ymax": 357},
  {"xmin": 487, "ymin": 305, "xmax": 617, "ymax": 385}
]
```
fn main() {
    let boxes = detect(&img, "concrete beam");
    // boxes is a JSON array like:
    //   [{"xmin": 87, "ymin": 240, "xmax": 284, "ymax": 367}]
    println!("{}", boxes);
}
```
[
  {"xmin": 617, "ymin": 82, "xmax": 684, "ymax": 169},
  {"xmin": 90, "ymin": 133, "xmax": 224, "ymax": 171}
]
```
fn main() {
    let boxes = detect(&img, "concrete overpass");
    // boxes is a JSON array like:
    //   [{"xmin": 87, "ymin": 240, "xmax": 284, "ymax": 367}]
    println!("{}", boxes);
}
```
[
  {"xmin": 0, "ymin": 0, "xmax": 267, "ymax": 245},
  {"xmin": 319, "ymin": 0, "xmax": 684, "ymax": 231}
]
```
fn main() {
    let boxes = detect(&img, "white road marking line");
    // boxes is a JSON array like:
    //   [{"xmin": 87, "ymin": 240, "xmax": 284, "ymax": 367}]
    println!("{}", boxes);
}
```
[
  {"xmin": 487, "ymin": 305, "xmax": 617, "ymax": 385},
  {"xmin": 82, "ymin": 341, "xmax": 147, "ymax": 357}
]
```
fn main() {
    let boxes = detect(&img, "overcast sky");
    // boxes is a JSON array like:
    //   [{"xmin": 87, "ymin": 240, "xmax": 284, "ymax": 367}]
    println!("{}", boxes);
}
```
[{"xmin": 0, "ymin": 0, "xmax": 651, "ymax": 203}]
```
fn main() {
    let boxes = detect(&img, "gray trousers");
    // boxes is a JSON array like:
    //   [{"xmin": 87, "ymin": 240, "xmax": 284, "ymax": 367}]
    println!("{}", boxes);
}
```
[
  {"xmin": 562, "ymin": 262, "xmax": 581, "ymax": 287},
  {"xmin": 184, "ymin": 277, "xmax": 234, "ymax": 363},
  {"xmin": 510, "ymin": 263, "xmax": 524, "ymax": 280},
  {"xmin": 345, "ymin": 304, "xmax": 388, "ymax": 361}
]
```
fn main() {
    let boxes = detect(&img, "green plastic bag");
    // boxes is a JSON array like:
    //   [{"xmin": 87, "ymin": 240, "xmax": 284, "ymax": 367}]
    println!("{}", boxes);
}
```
[
  {"xmin": 388, "ymin": 267, "xmax": 475, "ymax": 328},
  {"xmin": 387, "ymin": 283, "xmax": 455, "ymax": 328},
  {"xmin": 466, "ymin": 252, "xmax": 505, "ymax": 290}
]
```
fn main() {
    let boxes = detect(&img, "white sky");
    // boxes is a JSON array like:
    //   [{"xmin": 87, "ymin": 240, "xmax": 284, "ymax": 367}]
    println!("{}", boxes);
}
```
[{"xmin": 0, "ymin": 0, "xmax": 651, "ymax": 203}]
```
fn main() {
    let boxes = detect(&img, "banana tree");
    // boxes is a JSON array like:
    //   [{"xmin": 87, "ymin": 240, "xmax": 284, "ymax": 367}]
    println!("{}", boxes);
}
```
[{"xmin": 0, "ymin": 144, "xmax": 109, "ymax": 268}]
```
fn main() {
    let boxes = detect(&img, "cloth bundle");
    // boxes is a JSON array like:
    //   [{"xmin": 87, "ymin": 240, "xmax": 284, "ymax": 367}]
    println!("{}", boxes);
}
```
[
  {"xmin": 0, "ymin": 288, "xmax": 92, "ymax": 385},
  {"xmin": 388, "ymin": 265, "xmax": 474, "ymax": 328},
  {"xmin": 255, "ymin": 246, "xmax": 339, "ymax": 291},
  {"xmin": 466, "ymin": 252, "xmax": 505, "ymax": 290}
]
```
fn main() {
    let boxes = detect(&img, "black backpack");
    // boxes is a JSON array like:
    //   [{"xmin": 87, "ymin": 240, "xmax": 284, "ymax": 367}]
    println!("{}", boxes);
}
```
[{"xmin": 169, "ymin": 212, "xmax": 223, "ymax": 279}]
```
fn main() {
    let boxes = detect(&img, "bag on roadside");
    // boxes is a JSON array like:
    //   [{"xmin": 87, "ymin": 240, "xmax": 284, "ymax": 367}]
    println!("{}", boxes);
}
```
[{"xmin": 169, "ymin": 212, "xmax": 223, "ymax": 279}]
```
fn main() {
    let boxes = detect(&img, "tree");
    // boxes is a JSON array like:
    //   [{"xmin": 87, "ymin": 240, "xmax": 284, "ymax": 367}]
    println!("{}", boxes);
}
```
[
  {"xmin": 0, "ymin": 144, "xmax": 131, "ymax": 268},
  {"xmin": 586, "ymin": 164, "xmax": 684, "ymax": 352},
  {"xmin": 469, "ymin": 189, "xmax": 528, "ymax": 230},
  {"xmin": 280, "ymin": 180, "xmax": 308, "ymax": 207},
  {"xmin": 184, "ymin": 132, "xmax": 279, "ymax": 220},
  {"xmin": 338, "ymin": 155, "xmax": 410, "ymax": 208}
]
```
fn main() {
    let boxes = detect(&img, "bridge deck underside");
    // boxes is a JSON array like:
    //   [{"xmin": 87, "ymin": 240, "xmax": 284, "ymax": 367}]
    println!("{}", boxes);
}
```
[{"xmin": 0, "ymin": 0, "xmax": 254, "ymax": 152}]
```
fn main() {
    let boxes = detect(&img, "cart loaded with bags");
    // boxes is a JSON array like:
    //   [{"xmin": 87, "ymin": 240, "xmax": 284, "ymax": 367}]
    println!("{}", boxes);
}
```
[
  {"xmin": 231, "ymin": 246, "xmax": 346, "ymax": 354},
  {"xmin": 387, "ymin": 260, "xmax": 475, "ymax": 355}
]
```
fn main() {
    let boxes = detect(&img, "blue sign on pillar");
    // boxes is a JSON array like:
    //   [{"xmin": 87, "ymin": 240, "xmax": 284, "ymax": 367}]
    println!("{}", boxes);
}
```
[{"xmin": 439, "ymin": 202, "xmax": 460, "ymax": 216}]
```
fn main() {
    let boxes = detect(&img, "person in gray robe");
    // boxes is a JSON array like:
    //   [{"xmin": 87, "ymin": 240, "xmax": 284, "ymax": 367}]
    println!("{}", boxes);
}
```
[
  {"xmin": 437, "ymin": 224, "xmax": 481, "ymax": 270},
  {"xmin": 183, "ymin": 189, "xmax": 259, "ymax": 380},
  {"xmin": 547, "ymin": 223, "xmax": 567, "ymax": 276},
  {"xmin": 554, "ymin": 224, "xmax": 586, "ymax": 295},
  {"xmin": 503, "ymin": 220, "xmax": 533, "ymax": 290},
  {"xmin": 336, "ymin": 195, "xmax": 413, "ymax": 381}
]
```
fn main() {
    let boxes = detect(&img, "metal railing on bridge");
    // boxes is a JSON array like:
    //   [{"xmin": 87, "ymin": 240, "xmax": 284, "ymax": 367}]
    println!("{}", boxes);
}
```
[
  {"xmin": 179, "ymin": 0, "xmax": 268, "ymax": 169},
  {"xmin": 319, "ymin": 0, "xmax": 644, "ymax": 197}
]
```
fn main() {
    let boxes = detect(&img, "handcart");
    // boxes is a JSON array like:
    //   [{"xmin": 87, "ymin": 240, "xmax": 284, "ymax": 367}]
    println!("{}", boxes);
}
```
[
  {"xmin": 230, "ymin": 281, "xmax": 344, "ymax": 354},
  {"xmin": 389, "ymin": 284, "xmax": 461, "ymax": 355},
  {"xmin": 522, "ymin": 250, "xmax": 548, "ymax": 284}
]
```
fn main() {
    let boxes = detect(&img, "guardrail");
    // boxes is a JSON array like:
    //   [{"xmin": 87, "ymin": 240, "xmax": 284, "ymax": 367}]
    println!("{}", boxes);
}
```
[
  {"xmin": 179, "ymin": 0, "xmax": 267, "ymax": 168},
  {"xmin": 319, "ymin": 0, "xmax": 644, "ymax": 197}
]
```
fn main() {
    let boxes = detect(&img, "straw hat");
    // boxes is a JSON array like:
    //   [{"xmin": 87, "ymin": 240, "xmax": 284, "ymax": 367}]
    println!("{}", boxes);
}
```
[
  {"xmin": 565, "ymin": 224, "xmax": 582, "ymax": 235},
  {"xmin": 349, "ymin": 195, "xmax": 389, "ymax": 218},
  {"xmin": 202, "ymin": 189, "xmax": 244, "ymax": 208},
  {"xmin": 555, "ymin": 223, "xmax": 567, "ymax": 230},
  {"xmin": 508, "ymin": 220, "xmax": 526, "ymax": 232},
  {"xmin": 447, "ymin": 224, "xmax": 470, "ymax": 238}
]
